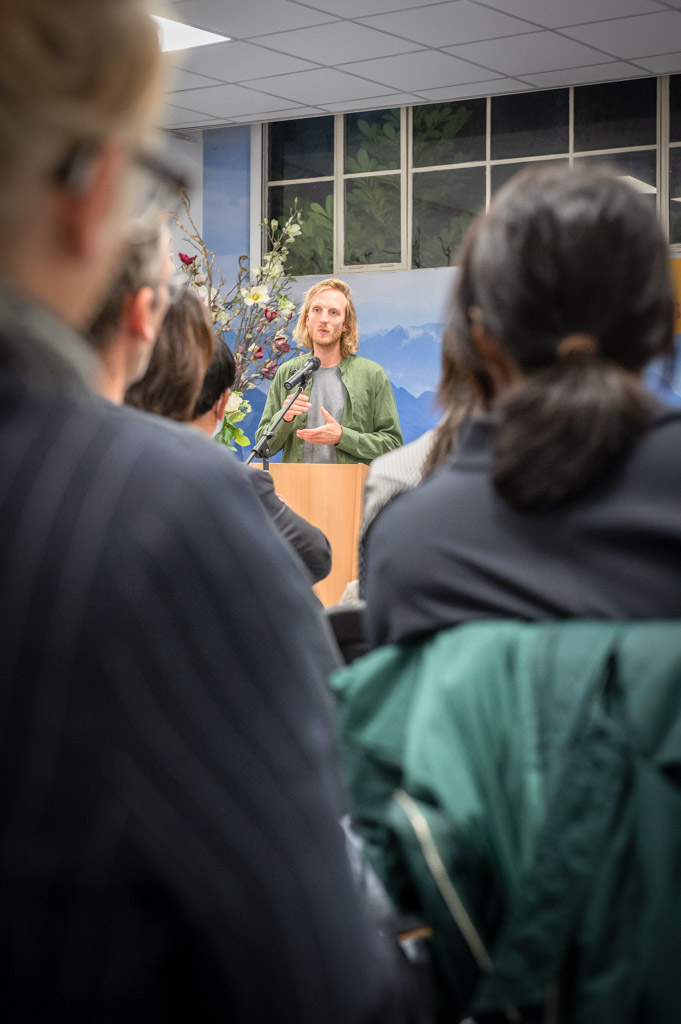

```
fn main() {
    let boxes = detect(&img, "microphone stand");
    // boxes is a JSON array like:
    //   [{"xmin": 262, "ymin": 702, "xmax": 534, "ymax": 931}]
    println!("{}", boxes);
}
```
[{"xmin": 245, "ymin": 383, "xmax": 306, "ymax": 468}]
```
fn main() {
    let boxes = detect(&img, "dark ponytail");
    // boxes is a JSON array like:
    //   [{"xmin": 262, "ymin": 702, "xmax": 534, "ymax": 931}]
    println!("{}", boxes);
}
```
[
  {"xmin": 493, "ymin": 354, "xmax": 653, "ymax": 509},
  {"xmin": 445, "ymin": 163, "xmax": 674, "ymax": 511}
]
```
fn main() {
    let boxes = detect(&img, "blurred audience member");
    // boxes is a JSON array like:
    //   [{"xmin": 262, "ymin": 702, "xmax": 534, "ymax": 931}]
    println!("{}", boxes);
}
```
[
  {"xmin": 364, "ymin": 163, "xmax": 681, "ymax": 647},
  {"xmin": 0, "ymin": 2, "xmax": 407, "ymax": 1020},
  {"xmin": 88, "ymin": 225, "xmax": 173, "ymax": 401},
  {"xmin": 192, "ymin": 342, "xmax": 332, "ymax": 584},
  {"xmin": 124, "ymin": 285, "xmax": 213, "ymax": 420}
]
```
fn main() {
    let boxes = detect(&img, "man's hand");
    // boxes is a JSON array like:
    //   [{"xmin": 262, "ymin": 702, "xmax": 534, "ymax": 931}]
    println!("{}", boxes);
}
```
[
  {"xmin": 296, "ymin": 406, "xmax": 343, "ymax": 446},
  {"xmin": 283, "ymin": 393, "xmax": 311, "ymax": 422}
]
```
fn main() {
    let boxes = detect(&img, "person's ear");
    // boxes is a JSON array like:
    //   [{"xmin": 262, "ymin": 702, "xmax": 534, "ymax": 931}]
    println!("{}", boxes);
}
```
[
  {"xmin": 215, "ymin": 388, "xmax": 231, "ymax": 422},
  {"xmin": 127, "ymin": 286, "xmax": 159, "ymax": 344},
  {"xmin": 57, "ymin": 144, "xmax": 130, "ymax": 260}
]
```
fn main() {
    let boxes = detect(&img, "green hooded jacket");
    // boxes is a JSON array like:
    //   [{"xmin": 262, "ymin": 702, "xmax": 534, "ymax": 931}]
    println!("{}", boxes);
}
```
[{"xmin": 332, "ymin": 620, "xmax": 681, "ymax": 1023}]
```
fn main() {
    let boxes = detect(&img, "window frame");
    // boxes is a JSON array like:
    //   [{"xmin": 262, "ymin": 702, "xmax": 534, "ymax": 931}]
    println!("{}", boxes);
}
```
[{"xmin": 262, "ymin": 76, "xmax": 679, "ymax": 274}]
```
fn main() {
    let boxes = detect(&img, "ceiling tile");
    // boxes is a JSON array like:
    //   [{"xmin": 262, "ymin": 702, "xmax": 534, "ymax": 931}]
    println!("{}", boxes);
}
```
[
  {"xmin": 296, "ymin": 0, "xmax": 449, "ymax": 16},
  {"xmin": 246, "ymin": 67, "xmax": 409, "ymax": 104},
  {"xmin": 446, "ymin": 31, "xmax": 608, "ymax": 75},
  {"xmin": 342, "ymin": 49, "xmax": 503, "ymax": 90},
  {"xmin": 519, "ymin": 61, "xmax": 648, "ymax": 88},
  {"xmin": 170, "ymin": 40, "xmax": 318, "ymax": 79},
  {"xmin": 321, "ymin": 92, "xmax": 424, "ymax": 111},
  {"xmin": 256, "ymin": 22, "xmax": 425, "ymax": 63},
  {"xmin": 170, "ymin": 83, "xmax": 303, "ymax": 118},
  {"xmin": 633, "ymin": 52, "xmax": 681, "ymax": 74},
  {"xmin": 562, "ymin": 11, "xmax": 681, "ymax": 59},
  {"xmin": 416, "ymin": 78, "xmax": 528, "ymax": 101},
  {"xmin": 166, "ymin": 67, "xmax": 223, "ymax": 92},
  {"xmin": 171, "ymin": 0, "xmax": 339, "ymax": 37},
  {"xmin": 358, "ymin": 1, "xmax": 538, "ymax": 48},
  {"xmin": 476, "ymin": 0, "xmax": 665, "ymax": 29}
]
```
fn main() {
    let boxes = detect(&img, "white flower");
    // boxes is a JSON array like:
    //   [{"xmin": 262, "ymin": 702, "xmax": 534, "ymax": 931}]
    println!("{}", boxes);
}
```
[
  {"xmin": 287, "ymin": 223, "xmax": 302, "ymax": 237},
  {"xmin": 195, "ymin": 284, "xmax": 209, "ymax": 305},
  {"xmin": 263, "ymin": 259, "xmax": 283, "ymax": 279},
  {"xmin": 225, "ymin": 391, "xmax": 243, "ymax": 413},
  {"xmin": 241, "ymin": 284, "xmax": 269, "ymax": 307},
  {"xmin": 194, "ymin": 272, "xmax": 207, "ymax": 284}
]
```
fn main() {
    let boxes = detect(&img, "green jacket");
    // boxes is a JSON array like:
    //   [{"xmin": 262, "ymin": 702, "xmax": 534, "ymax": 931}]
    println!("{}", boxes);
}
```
[
  {"xmin": 255, "ymin": 352, "xmax": 402, "ymax": 464},
  {"xmin": 332, "ymin": 620, "xmax": 681, "ymax": 1023}
]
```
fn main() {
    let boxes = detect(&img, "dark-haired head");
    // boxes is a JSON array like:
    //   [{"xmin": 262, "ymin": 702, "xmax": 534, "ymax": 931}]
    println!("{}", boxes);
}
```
[
  {"xmin": 441, "ymin": 163, "xmax": 675, "ymax": 509},
  {"xmin": 124, "ymin": 287, "xmax": 214, "ymax": 422},
  {"xmin": 193, "ymin": 341, "xmax": 235, "ymax": 419}
]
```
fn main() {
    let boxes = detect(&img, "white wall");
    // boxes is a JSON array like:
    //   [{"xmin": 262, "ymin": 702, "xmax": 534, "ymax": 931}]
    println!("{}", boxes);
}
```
[{"xmin": 165, "ymin": 129, "xmax": 204, "ymax": 256}]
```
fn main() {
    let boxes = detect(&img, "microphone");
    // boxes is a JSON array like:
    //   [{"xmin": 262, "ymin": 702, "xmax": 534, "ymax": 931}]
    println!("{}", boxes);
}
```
[{"xmin": 284, "ymin": 356, "xmax": 321, "ymax": 391}]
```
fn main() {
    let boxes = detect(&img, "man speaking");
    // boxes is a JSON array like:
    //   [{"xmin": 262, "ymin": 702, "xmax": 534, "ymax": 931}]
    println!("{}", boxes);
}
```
[{"xmin": 255, "ymin": 278, "xmax": 402, "ymax": 464}]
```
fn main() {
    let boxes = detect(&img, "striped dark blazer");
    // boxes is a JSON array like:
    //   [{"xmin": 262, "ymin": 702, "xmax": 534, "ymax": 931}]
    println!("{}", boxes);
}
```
[{"xmin": 0, "ymin": 288, "xmax": 403, "ymax": 1022}]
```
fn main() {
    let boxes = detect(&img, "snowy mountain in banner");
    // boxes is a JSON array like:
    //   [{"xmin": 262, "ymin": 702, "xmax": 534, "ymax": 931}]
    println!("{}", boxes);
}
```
[{"xmin": 358, "ymin": 323, "xmax": 444, "ymax": 397}]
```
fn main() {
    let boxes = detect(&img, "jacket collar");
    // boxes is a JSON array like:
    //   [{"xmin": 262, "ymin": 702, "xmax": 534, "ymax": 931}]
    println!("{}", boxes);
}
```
[{"xmin": 0, "ymin": 276, "xmax": 97, "ymax": 396}]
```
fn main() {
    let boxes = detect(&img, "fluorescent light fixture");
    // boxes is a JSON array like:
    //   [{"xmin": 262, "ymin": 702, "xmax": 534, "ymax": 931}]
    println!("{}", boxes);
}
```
[
  {"xmin": 153, "ymin": 15, "xmax": 230, "ymax": 52},
  {"xmin": 618, "ymin": 174, "xmax": 656, "ymax": 195}
]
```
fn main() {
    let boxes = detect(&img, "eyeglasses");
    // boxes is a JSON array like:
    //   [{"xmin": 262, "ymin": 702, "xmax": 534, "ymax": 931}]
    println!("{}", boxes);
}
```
[{"xmin": 53, "ymin": 142, "xmax": 189, "ymax": 240}]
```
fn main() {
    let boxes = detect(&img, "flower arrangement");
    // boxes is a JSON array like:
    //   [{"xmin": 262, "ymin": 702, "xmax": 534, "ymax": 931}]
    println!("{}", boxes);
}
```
[
  {"xmin": 216, "ymin": 390, "xmax": 251, "ymax": 452},
  {"xmin": 174, "ymin": 192, "xmax": 305, "ymax": 448}
]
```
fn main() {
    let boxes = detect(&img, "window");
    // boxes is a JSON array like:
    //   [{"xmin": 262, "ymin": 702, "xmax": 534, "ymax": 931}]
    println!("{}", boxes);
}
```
[{"xmin": 266, "ymin": 77, "xmax": 675, "ymax": 273}]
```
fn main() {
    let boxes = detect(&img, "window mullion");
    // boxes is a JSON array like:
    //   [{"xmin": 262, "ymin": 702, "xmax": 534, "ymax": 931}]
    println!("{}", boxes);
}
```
[
  {"xmin": 334, "ymin": 113, "xmax": 344, "ymax": 272},
  {"xmin": 485, "ymin": 95, "xmax": 491, "ymax": 209},
  {"xmin": 659, "ymin": 76, "xmax": 670, "ymax": 241},
  {"xmin": 402, "ymin": 105, "xmax": 410, "ymax": 272}
]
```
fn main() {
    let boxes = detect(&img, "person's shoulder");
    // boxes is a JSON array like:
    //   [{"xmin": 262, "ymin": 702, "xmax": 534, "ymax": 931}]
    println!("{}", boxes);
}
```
[
  {"xmin": 83, "ymin": 396, "xmax": 255, "ymax": 511},
  {"xmin": 369, "ymin": 429, "xmax": 435, "ymax": 482},
  {"xmin": 636, "ymin": 403, "xmax": 681, "ymax": 470},
  {"xmin": 246, "ymin": 464, "xmax": 275, "ymax": 495},
  {"xmin": 343, "ymin": 354, "xmax": 390, "ymax": 378}
]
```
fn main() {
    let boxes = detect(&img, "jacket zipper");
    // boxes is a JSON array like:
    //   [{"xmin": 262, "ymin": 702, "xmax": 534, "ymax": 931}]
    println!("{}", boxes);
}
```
[{"xmin": 393, "ymin": 788, "xmax": 522, "ymax": 1023}]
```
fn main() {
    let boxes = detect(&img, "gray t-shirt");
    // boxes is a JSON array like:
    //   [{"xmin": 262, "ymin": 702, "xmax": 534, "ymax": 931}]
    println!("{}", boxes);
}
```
[{"xmin": 303, "ymin": 365, "xmax": 346, "ymax": 464}]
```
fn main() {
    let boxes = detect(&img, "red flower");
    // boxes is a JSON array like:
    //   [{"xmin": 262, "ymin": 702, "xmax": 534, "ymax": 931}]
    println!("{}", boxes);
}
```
[
  {"xmin": 261, "ymin": 360, "xmax": 277, "ymax": 379},
  {"xmin": 274, "ymin": 337, "xmax": 290, "ymax": 353},
  {"xmin": 178, "ymin": 252, "xmax": 197, "ymax": 265},
  {"xmin": 254, "ymin": 346, "xmax": 264, "ymax": 359},
  {"xmin": 264, "ymin": 308, "xmax": 277, "ymax": 322}
]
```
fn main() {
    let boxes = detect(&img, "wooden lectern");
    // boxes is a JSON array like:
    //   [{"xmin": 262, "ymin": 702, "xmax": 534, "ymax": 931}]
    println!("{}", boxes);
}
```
[{"xmin": 265, "ymin": 463, "xmax": 368, "ymax": 607}]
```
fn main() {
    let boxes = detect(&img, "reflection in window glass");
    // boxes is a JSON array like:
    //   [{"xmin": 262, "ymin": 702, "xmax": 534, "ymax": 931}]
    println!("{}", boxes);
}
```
[
  {"xmin": 412, "ymin": 99, "xmax": 486, "ymax": 168},
  {"xmin": 345, "ymin": 109, "xmax": 400, "ymax": 173},
  {"xmin": 670, "ymin": 149, "xmax": 681, "ymax": 244},
  {"xmin": 671, "ymin": 76, "xmax": 681, "ymax": 143},
  {"xmin": 491, "ymin": 89, "xmax": 568, "ymax": 160},
  {"xmin": 345, "ymin": 175, "xmax": 401, "ymax": 265},
  {"xmin": 412, "ymin": 167, "xmax": 485, "ymax": 269},
  {"xmin": 574, "ymin": 78, "xmax": 656, "ymax": 152},
  {"xmin": 574, "ymin": 150, "xmax": 657, "ymax": 207},
  {"xmin": 268, "ymin": 117, "xmax": 334, "ymax": 181},
  {"xmin": 268, "ymin": 182, "xmax": 333, "ymax": 276}
]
